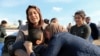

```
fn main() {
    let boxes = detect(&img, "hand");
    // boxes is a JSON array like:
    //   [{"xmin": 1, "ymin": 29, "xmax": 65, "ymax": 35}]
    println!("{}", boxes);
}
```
[{"xmin": 24, "ymin": 41, "xmax": 33, "ymax": 56}]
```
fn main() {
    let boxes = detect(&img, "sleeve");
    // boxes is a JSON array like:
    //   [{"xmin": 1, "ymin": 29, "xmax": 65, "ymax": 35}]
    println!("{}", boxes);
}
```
[
  {"xmin": 0, "ymin": 27, "xmax": 7, "ymax": 37},
  {"xmin": 69, "ymin": 26, "xmax": 73, "ymax": 34},
  {"xmin": 83, "ymin": 25, "xmax": 91, "ymax": 39},
  {"xmin": 30, "ymin": 52, "xmax": 36, "ymax": 56},
  {"xmin": 15, "ymin": 31, "xmax": 25, "ymax": 43},
  {"xmin": 90, "ymin": 23, "xmax": 99, "ymax": 39},
  {"xmin": 43, "ymin": 35, "xmax": 63, "ymax": 56}
]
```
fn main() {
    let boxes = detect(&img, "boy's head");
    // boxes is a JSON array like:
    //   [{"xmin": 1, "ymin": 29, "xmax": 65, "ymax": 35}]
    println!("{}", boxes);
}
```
[
  {"xmin": 28, "ymin": 29, "xmax": 44, "ymax": 45},
  {"xmin": 1, "ymin": 20, "xmax": 7, "ymax": 27}
]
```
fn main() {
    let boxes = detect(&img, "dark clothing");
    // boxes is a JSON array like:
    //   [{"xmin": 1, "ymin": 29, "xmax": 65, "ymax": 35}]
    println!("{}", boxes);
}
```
[
  {"xmin": 89, "ymin": 23, "xmax": 99, "ymax": 40},
  {"xmin": 11, "ymin": 41, "xmax": 46, "ymax": 56},
  {"xmin": 10, "ymin": 24, "xmax": 45, "ymax": 56},
  {"xmin": 70, "ymin": 24, "xmax": 91, "ymax": 39},
  {"xmin": 30, "ymin": 32, "xmax": 100, "ymax": 56},
  {"xmin": 0, "ymin": 25, "xmax": 6, "ymax": 42}
]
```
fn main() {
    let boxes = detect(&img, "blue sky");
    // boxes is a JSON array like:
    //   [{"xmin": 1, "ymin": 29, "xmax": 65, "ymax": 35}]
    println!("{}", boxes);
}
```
[{"xmin": 0, "ymin": 0, "xmax": 100, "ymax": 26}]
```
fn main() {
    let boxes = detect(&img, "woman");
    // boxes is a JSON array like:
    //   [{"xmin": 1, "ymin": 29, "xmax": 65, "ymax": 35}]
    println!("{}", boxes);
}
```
[
  {"xmin": 70, "ymin": 10, "xmax": 91, "ymax": 39},
  {"xmin": 24, "ymin": 23, "xmax": 67, "ymax": 56},
  {"xmin": 24, "ymin": 22, "xmax": 100, "ymax": 56},
  {"xmin": 10, "ymin": 5, "xmax": 44, "ymax": 56}
]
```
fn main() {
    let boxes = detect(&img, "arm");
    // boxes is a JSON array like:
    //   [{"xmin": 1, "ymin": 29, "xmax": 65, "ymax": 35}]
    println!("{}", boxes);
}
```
[
  {"xmin": 15, "ymin": 25, "xmax": 28, "ymax": 43},
  {"xmin": 69, "ymin": 26, "xmax": 73, "ymax": 34},
  {"xmin": 15, "ymin": 31, "xmax": 25, "ymax": 43},
  {"xmin": 24, "ymin": 41, "xmax": 36, "ymax": 56},
  {"xmin": 83, "ymin": 25, "xmax": 91, "ymax": 39},
  {"xmin": 90, "ymin": 23, "xmax": 99, "ymax": 39},
  {"xmin": 43, "ymin": 35, "xmax": 63, "ymax": 56},
  {"xmin": 0, "ymin": 27, "xmax": 7, "ymax": 37}
]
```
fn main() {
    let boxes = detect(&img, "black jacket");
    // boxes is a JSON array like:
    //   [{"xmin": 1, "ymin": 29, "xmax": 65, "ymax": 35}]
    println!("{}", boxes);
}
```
[{"xmin": 90, "ymin": 23, "xmax": 99, "ymax": 40}]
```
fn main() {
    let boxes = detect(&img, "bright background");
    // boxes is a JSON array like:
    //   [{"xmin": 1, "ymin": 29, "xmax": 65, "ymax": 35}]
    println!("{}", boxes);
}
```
[{"xmin": 0, "ymin": 0, "xmax": 100, "ymax": 27}]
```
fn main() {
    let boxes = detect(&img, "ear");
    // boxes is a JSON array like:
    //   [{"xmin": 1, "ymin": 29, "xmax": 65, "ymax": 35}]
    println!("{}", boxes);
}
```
[{"xmin": 36, "ymin": 40, "xmax": 41, "ymax": 45}]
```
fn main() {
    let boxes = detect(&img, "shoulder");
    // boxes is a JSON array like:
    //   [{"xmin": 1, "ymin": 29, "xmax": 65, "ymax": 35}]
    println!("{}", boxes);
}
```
[
  {"xmin": 90, "ymin": 23, "xmax": 97, "ymax": 26},
  {"xmin": 0, "ymin": 26, "xmax": 5, "ymax": 30},
  {"xmin": 83, "ymin": 24, "xmax": 89, "ymax": 28},
  {"xmin": 71, "ymin": 25, "xmax": 76, "ymax": 29},
  {"xmin": 82, "ymin": 24, "xmax": 90, "ymax": 30},
  {"xmin": 19, "ymin": 24, "xmax": 28, "ymax": 36},
  {"xmin": 90, "ymin": 23, "xmax": 95, "ymax": 25},
  {"xmin": 19, "ymin": 24, "xmax": 28, "ymax": 31}
]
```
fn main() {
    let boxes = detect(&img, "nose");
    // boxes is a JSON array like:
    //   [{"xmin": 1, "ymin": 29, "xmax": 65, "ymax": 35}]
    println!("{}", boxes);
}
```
[{"xmin": 31, "ymin": 13, "xmax": 36, "ymax": 17}]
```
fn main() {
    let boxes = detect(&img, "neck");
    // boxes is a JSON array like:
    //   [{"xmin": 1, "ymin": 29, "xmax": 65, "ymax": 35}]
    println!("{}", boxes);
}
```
[
  {"xmin": 33, "ymin": 23, "xmax": 38, "ymax": 26},
  {"xmin": 77, "ymin": 22, "xmax": 84, "ymax": 27}
]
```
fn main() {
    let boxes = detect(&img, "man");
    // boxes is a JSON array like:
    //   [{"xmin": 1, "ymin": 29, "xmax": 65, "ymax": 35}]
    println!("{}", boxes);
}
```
[
  {"xmin": 86, "ymin": 17, "xmax": 99, "ymax": 42},
  {"xmin": 0, "ymin": 20, "xmax": 7, "ymax": 56}
]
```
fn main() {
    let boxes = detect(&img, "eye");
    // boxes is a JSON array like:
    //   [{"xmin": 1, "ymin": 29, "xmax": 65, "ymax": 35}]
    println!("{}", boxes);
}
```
[
  {"xmin": 28, "ymin": 12, "xmax": 32, "ymax": 16},
  {"xmin": 33, "ymin": 11, "xmax": 38, "ymax": 14}
]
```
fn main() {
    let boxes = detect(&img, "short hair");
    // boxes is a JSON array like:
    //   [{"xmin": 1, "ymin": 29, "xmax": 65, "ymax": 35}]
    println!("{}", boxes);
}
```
[
  {"xmin": 44, "ymin": 19, "xmax": 49, "ymax": 24},
  {"xmin": 51, "ymin": 18, "xmax": 57, "ymax": 22},
  {"xmin": 1, "ymin": 20, "xmax": 7, "ymax": 24},
  {"xmin": 27, "ymin": 29, "xmax": 43, "ymax": 45},
  {"xmin": 74, "ymin": 10, "xmax": 86, "ymax": 19},
  {"xmin": 86, "ymin": 17, "xmax": 90, "ymax": 20}
]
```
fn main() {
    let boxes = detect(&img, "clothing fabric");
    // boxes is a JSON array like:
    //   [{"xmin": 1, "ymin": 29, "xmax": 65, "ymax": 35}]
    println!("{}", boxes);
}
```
[
  {"xmin": 10, "ymin": 24, "xmax": 45, "ymax": 56},
  {"xmin": 42, "ymin": 32, "xmax": 100, "ymax": 56},
  {"xmin": 45, "ymin": 23, "xmax": 67, "ymax": 40},
  {"xmin": 0, "ymin": 25, "xmax": 7, "ymax": 42},
  {"xmin": 70, "ymin": 24, "xmax": 91, "ymax": 39},
  {"xmin": 11, "ymin": 40, "xmax": 46, "ymax": 56},
  {"xmin": 0, "ymin": 42, "xmax": 4, "ymax": 56},
  {"xmin": 89, "ymin": 23, "xmax": 99, "ymax": 40}
]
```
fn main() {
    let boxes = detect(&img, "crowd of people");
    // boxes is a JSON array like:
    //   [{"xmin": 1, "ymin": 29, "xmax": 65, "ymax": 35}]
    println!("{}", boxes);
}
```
[{"xmin": 0, "ymin": 5, "xmax": 100, "ymax": 56}]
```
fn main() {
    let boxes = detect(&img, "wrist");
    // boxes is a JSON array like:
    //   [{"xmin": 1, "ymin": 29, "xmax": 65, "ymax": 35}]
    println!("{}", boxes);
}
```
[{"xmin": 27, "ymin": 49, "xmax": 33, "ymax": 56}]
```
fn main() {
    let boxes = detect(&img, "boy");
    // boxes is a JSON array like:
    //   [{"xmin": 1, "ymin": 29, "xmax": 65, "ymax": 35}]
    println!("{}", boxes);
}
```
[{"xmin": 11, "ymin": 29, "xmax": 45, "ymax": 56}]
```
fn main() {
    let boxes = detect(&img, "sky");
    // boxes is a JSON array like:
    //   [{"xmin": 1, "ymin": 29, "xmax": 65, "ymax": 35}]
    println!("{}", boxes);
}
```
[{"xmin": 0, "ymin": 0, "xmax": 100, "ymax": 26}]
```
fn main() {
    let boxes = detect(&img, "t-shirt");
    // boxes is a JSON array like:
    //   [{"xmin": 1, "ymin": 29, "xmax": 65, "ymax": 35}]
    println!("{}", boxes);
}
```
[{"xmin": 70, "ymin": 24, "xmax": 91, "ymax": 39}]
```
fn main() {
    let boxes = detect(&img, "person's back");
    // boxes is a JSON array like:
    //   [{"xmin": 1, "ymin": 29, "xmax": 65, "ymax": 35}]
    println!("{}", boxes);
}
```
[{"xmin": 43, "ymin": 32, "xmax": 100, "ymax": 56}]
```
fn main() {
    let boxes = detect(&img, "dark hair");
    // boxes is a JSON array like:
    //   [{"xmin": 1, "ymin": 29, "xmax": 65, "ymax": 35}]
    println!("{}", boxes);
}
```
[
  {"xmin": 28, "ymin": 29, "xmax": 43, "ymax": 45},
  {"xmin": 26, "ymin": 5, "xmax": 43, "ymax": 29},
  {"xmin": 51, "ymin": 18, "xmax": 57, "ymax": 22},
  {"xmin": 74, "ymin": 10, "xmax": 86, "ymax": 19},
  {"xmin": 44, "ymin": 19, "xmax": 49, "ymax": 24},
  {"xmin": 86, "ymin": 17, "xmax": 90, "ymax": 20},
  {"xmin": 1, "ymin": 20, "xmax": 7, "ymax": 24}
]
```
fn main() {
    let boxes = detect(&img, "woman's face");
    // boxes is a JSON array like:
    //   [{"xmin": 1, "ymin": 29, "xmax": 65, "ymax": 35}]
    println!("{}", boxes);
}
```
[
  {"xmin": 28, "ymin": 8, "xmax": 40, "ymax": 24},
  {"xmin": 74, "ymin": 15, "xmax": 84, "ymax": 25}
]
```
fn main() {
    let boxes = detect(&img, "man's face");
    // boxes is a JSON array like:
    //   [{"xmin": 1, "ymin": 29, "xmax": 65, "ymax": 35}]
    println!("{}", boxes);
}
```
[
  {"xmin": 2, "ymin": 24, "xmax": 7, "ymax": 27},
  {"xmin": 86, "ymin": 18, "xmax": 90, "ymax": 24}
]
